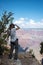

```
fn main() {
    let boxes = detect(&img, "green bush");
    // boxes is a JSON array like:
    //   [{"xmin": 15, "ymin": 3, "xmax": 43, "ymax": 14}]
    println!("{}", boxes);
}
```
[
  {"xmin": 40, "ymin": 42, "xmax": 43, "ymax": 54},
  {"xmin": 0, "ymin": 11, "xmax": 14, "ymax": 56}
]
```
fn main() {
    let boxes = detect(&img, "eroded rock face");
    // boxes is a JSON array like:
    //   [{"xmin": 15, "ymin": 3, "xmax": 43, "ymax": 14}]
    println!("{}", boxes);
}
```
[{"xmin": 0, "ymin": 53, "xmax": 40, "ymax": 65}]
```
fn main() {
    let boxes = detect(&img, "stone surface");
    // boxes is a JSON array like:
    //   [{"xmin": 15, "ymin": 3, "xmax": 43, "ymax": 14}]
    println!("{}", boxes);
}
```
[{"xmin": 0, "ymin": 53, "xmax": 41, "ymax": 65}]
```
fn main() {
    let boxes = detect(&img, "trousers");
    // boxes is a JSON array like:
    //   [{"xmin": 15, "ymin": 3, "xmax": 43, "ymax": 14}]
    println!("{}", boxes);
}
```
[{"xmin": 9, "ymin": 39, "xmax": 18, "ymax": 60}]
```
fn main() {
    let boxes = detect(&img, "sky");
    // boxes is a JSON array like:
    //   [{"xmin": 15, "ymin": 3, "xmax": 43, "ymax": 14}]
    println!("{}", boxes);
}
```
[{"xmin": 0, "ymin": 0, "xmax": 43, "ymax": 28}]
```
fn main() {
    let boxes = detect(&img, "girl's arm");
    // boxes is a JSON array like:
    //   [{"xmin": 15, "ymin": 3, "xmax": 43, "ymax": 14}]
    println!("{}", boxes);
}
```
[{"xmin": 15, "ymin": 24, "xmax": 20, "ymax": 30}]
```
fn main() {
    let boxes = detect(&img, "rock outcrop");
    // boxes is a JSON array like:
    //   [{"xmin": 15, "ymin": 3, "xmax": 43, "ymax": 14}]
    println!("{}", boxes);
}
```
[{"xmin": 0, "ymin": 52, "xmax": 41, "ymax": 65}]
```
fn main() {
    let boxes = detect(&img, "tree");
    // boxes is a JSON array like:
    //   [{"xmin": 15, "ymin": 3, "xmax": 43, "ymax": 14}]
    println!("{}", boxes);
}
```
[
  {"xmin": 0, "ymin": 11, "xmax": 14, "ymax": 56},
  {"xmin": 40, "ymin": 42, "xmax": 43, "ymax": 54}
]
